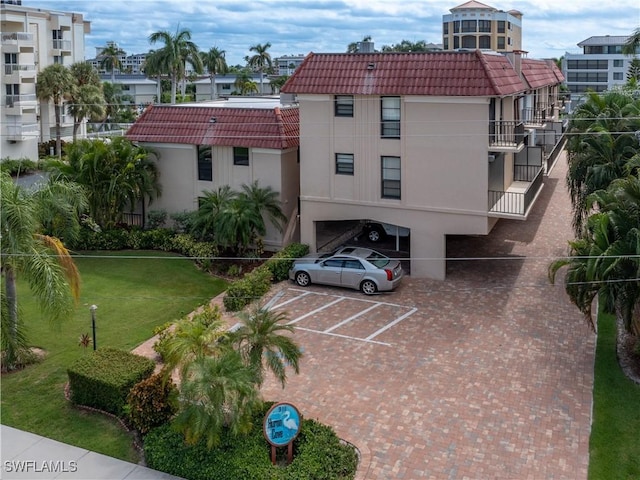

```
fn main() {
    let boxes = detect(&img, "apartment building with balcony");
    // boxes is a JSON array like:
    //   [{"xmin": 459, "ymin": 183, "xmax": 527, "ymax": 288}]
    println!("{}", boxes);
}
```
[
  {"xmin": 1, "ymin": 1, "xmax": 88, "ymax": 160},
  {"xmin": 281, "ymin": 50, "xmax": 564, "ymax": 279},
  {"xmin": 275, "ymin": 55, "xmax": 306, "ymax": 76},
  {"xmin": 442, "ymin": 1, "xmax": 522, "ymax": 52},
  {"xmin": 562, "ymin": 35, "xmax": 638, "ymax": 108}
]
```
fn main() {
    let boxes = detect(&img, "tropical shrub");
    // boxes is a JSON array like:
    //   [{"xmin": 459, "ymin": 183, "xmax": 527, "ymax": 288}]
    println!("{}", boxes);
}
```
[
  {"xmin": 146, "ymin": 209, "xmax": 168, "ymax": 229},
  {"xmin": 265, "ymin": 243, "xmax": 309, "ymax": 282},
  {"xmin": 223, "ymin": 266, "xmax": 273, "ymax": 312},
  {"xmin": 126, "ymin": 372, "xmax": 178, "ymax": 434},
  {"xmin": 0, "ymin": 158, "xmax": 39, "ymax": 176},
  {"xmin": 144, "ymin": 402, "xmax": 358, "ymax": 480},
  {"xmin": 67, "ymin": 347, "xmax": 155, "ymax": 415}
]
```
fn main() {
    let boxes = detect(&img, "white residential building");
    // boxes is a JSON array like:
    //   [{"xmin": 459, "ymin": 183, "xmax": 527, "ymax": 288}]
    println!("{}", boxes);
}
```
[
  {"xmin": 562, "ymin": 35, "xmax": 638, "ymax": 108},
  {"xmin": 1, "ymin": 1, "xmax": 89, "ymax": 160}
]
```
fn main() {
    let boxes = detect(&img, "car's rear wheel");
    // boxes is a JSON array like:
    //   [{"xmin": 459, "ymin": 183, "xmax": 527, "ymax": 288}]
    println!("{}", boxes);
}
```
[
  {"xmin": 360, "ymin": 279, "xmax": 377, "ymax": 295},
  {"xmin": 367, "ymin": 227, "xmax": 383, "ymax": 242},
  {"xmin": 295, "ymin": 271, "xmax": 311, "ymax": 287}
]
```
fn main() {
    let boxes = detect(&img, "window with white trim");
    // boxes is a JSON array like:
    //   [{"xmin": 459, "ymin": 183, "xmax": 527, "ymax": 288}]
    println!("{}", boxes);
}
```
[
  {"xmin": 381, "ymin": 156, "xmax": 401, "ymax": 199},
  {"xmin": 335, "ymin": 153, "xmax": 354, "ymax": 175},
  {"xmin": 381, "ymin": 96, "xmax": 400, "ymax": 138}
]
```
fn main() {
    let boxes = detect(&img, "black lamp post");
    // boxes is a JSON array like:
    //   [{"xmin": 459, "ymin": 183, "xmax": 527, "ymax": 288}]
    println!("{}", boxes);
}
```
[{"xmin": 90, "ymin": 305, "xmax": 97, "ymax": 351}]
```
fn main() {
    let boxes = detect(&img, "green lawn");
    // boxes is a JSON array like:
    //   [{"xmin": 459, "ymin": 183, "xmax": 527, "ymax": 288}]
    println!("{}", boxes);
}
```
[
  {"xmin": 1, "ymin": 251, "xmax": 227, "ymax": 462},
  {"xmin": 589, "ymin": 312, "xmax": 640, "ymax": 479}
]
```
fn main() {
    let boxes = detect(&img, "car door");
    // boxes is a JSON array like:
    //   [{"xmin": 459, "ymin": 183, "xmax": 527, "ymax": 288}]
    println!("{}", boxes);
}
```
[
  {"xmin": 315, "ymin": 258, "xmax": 344, "ymax": 286},
  {"xmin": 340, "ymin": 259, "xmax": 366, "ymax": 289}
]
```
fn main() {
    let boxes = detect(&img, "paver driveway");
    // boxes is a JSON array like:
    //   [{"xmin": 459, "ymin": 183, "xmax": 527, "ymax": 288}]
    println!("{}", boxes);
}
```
[{"xmin": 259, "ymin": 152, "xmax": 595, "ymax": 479}]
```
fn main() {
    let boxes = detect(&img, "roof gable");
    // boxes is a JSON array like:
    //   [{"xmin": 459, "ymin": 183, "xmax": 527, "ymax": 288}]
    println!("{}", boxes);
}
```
[
  {"xmin": 450, "ymin": 1, "xmax": 496, "ymax": 10},
  {"xmin": 282, "ymin": 51, "xmax": 529, "ymax": 97},
  {"xmin": 126, "ymin": 105, "xmax": 299, "ymax": 149},
  {"xmin": 521, "ymin": 59, "xmax": 562, "ymax": 89}
]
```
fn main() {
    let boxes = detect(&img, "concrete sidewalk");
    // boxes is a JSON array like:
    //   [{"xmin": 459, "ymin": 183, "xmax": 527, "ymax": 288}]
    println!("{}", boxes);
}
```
[{"xmin": 0, "ymin": 426, "xmax": 183, "ymax": 480}]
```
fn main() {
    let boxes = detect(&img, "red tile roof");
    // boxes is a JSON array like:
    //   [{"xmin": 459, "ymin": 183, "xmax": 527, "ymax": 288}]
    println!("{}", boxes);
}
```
[
  {"xmin": 126, "ymin": 105, "xmax": 299, "ymax": 149},
  {"xmin": 521, "ymin": 59, "xmax": 563, "ymax": 89},
  {"xmin": 281, "ymin": 51, "xmax": 553, "ymax": 97}
]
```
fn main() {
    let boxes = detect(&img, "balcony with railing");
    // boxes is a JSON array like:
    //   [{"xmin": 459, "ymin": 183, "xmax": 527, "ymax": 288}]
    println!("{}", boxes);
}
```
[
  {"xmin": 1, "ymin": 32, "xmax": 34, "ymax": 49},
  {"xmin": 52, "ymin": 39, "xmax": 72, "ymax": 52},
  {"xmin": 489, "ymin": 120, "xmax": 525, "ymax": 152},
  {"xmin": 4, "ymin": 63, "xmax": 37, "ymax": 79},
  {"xmin": 7, "ymin": 123, "xmax": 39, "ymax": 141},
  {"xmin": 5, "ymin": 94, "xmax": 37, "ymax": 110},
  {"xmin": 488, "ymin": 166, "xmax": 544, "ymax": 218},
  {"xmin": 522, "ymin": 104, "xmax": 552, "ymax": 127}
]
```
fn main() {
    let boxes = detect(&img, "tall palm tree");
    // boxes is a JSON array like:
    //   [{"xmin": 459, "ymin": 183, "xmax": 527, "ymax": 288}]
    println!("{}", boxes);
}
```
[
  {"xmin": 0, "ymin": 172, "xmax": 87, "ymax": 369},
  {"xmin": 148, "ymin": 27, "xmax": 203, "ymax": 104},
  {"xmin": 143, "ymin": 49, "xmax": 166, "ymax": 104},
  {"xmin": 99, "ymin": 43, "xmax": 125, "ymax": 83},
  {"xmin": 98, "ymin": 81, "xmax": 123, "ymax": 131},
  {"xmin": 200, "ymin": 47, "xmax": 228, "ymax": 100},
  {"xmin": 36, "ymin": 64, "xmax": 74, "ymax": 158},
  {"xmin": 247, "ymin": 42, "xmax": 272, "ymax": 94},
  {"xmin": 550, "ymin": 178, "xmax": 640, "ymax": 334},
  {"xmin": 68, "ymin": 62, "xmax": 105, "ymax": 140},
  {"xmin": 565, "ymin": 90, "xmax": 640, "ymax": 234},
  {"xmin": 230, "ymin": 306, "xmax": 302, "ymax": 388}
]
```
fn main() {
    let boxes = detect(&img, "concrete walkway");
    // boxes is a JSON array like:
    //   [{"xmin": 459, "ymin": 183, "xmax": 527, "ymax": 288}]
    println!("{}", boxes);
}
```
[{"xmin": 0, "ymin": 426, "xmax": 183, "ymax": 480}]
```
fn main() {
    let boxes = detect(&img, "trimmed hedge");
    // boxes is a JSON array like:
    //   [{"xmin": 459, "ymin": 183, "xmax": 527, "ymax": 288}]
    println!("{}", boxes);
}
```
[
  {"xmin": 144, "ymin": 402, "xmax": 358, "ymax": 480},
  {"xmin": 67, "ymin": 348, "xmax": 155, "ymax": 416},
  {"xmin": 264, "ymin": 243, "xmax": 310, "ymax": 282},
  {"xmin": 223, "ymin": 266, "xmax": 273, "ymax": 312}
]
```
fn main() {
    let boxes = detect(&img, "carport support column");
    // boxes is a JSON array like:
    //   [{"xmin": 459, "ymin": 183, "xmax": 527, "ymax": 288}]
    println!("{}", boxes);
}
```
[
  {"xmin": 410, "ymin": 232, "xmax": 446, "ymax": 280},
  {"xmin": 300, "ymin": 215, "xmax": 318, "ymax": 253}
]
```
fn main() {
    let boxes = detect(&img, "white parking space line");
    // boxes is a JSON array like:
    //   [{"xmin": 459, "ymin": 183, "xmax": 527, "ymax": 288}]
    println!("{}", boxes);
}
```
[
  {"xmin": 323, "ymin": 303, "xmax": 381, "ymax": 333},
  {"xmin": 270, "ymin": 288, "xmax": 417, "ymax": 345},
  {"xmin": 286, "ymin": 297, "xmax": 346, "ymax": 325},
  {"xmin": 294, "ymin": 326, "xmax": 391, "ymax": 346},
  {"xmin": 364, "ymin": 308, "xmax": 418, "ymax": 341}
]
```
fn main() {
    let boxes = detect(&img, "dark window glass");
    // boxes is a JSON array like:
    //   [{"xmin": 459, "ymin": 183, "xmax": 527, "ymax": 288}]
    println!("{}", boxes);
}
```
[
  {"xmin": 462, "ymin": 36, "xmax": 476, "ymax": 49},
  {"xmin": 497, "ymin": 20, "xmax": 506, "ymax": 33},
  {"xmin": 381, "ymin": 156, "xmax": 401, "ymax": 199},
  {"xmin": 478, "ymin": 20, "xmax": 491, "ymax": 33},
  {"xmin": 453, "ymin": 21, "xmax": 460, "ymax": 33},
  {"xmin": 479, "ymin": 36, "xmax": 491, "ymax": 49},
  {"xmin": 381, "ymin": 96, "xmax": 400, "ymax": 138},
  {"xmin": 344, "ymin": 259, "xmax": 364, "ymax": 270},
  {"xmin": 197, "ymin": 145, "xmax": 212, "ymax": 181},
  {"xmin": 461, "ymin": 20, "xmax": 476, "ymax": 33},
  {"xmin": 233, "ymin": 146, "xmax": 249, "ymax": 166},
  {"xmin": 497, "ymin": 36, "xmax": 506, "ymax": 50},
  {"xmin": 335, "ymin": 153, "xmax": 354, "ymax": 175},
  {"xmin": 335, "ymin": 95, "xmax": 354, "ymax": 117},
  {"xmin": 443, "ymin": 22, "xmax": 449, "ymax": 34},
  {"xmin": 454, "ymin": 36, "xmax": 460, "ymax": 49}
]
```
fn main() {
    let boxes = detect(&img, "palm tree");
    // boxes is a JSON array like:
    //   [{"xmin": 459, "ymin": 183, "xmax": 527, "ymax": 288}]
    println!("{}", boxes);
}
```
[
  {"xmin": 148, "ymin": 27, "xmax": 203, "ymax": 104},
  {"xmin": 143, "ymin": 49, "xmax": 166, "ymax": 104},
  {"xmin": 239, "ymin": 180, "xmax": 287, "ymax": 234},
  {"xmin": 550, "ymin": 173, "xmax": 640, "ymax": 335},
  {"xmin": 36, "ymin": 64, "xmax": 74, "ymax": 158},
  {"xmin": 0, "ymin": 172, "xmax": 87, "ymax": 369},
  {"xmin": 190, "ymin": 185, "xmax": 236, "ymax": 241},
  {"xmin": 247, "ymin": 43, "xmax": 272, "ymax": 94},
  {"xmin": 232, "ymin": 71, "xmax": 257, "ymax": 95},
  {"xmin": 46, "ymin": 138, "xmax": 160, "ymax": 228},
  {"xmin": 99, "ymin": 43, "xmax": 125, "ymax": 83},
  {"xmin": 200, "ymin": 47, "xmax": 228, "ymax": 100},
  {"xmin": 172, "ymin": 350, "xmax": 261, "ymax": 448},
  {"xmin": 215, "ymin": 197, "xmax": 264, "ymax": 253},
  {"xmin": 565, "ymin": 90, "xmax": 640, "ymax": 234},
  {"xmin": 67, "ymin": 62, "xmax": 105, "ymax": 140},
  {"xmin": 269, "ymin": 75, "xmax": 289, "ymax": 94},
  {"xmin": 622, "ymin": 27, "xmax": 640, "ymax": 56},
  {"xmin": 230, "ymin": 306, "xmax": 302, "ymax": 388},
  {"xmin": 98, "ymin": 81, "xmax": 123, "ymax": 131}
]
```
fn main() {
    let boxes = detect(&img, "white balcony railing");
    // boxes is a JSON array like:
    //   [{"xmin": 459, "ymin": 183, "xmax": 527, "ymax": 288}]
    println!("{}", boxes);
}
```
[
  {"xmin": 52, "ymin": 39, "xmax": 72, "ymax": 51},
  {"xmin": 7, "ymin": 123, "xmax": 39, "ymax": 140},
  {"xmin": 5, "ymin": 94, "xmax": 37, "ymax": 107},
  {"xmin": 4, "ymin": 64, "xmax": 36, "ymax": 75},
  {"xmin": 1, "ymin": 32, "xmax": 34, "ymax": 44}
]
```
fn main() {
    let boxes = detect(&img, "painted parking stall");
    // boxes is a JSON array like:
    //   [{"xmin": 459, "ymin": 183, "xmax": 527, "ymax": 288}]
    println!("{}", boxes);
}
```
[{"xmin": 269, "ymin": 288, "xmax": 417, "ymax": 346}]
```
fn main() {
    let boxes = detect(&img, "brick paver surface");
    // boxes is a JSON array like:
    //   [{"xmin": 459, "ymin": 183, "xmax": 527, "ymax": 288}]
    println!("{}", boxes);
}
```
[{"xmin": 259, "ymin": 152, "xmax": 595, "ymax": 479}]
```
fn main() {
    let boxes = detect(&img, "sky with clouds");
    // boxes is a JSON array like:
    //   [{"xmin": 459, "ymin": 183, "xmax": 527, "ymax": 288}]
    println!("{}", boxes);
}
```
[{"xmin": 35, "ymin": 0, "xmax": 640, "ymax": 64}]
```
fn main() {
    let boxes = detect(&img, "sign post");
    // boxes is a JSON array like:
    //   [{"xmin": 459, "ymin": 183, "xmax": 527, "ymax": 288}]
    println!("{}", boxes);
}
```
[{"xmin": 263, "ymin": 402, "xmax": 302, "ymax": 465}]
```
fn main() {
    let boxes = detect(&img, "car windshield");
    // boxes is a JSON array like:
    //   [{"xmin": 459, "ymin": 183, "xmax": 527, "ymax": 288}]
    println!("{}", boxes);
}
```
[{"xmin": 366, "ymin": 251, "xmax": 390, "ymax": 268}]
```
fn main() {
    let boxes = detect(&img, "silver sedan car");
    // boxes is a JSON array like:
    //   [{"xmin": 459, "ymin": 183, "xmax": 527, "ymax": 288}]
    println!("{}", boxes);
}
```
[{"xmin": 288, "ymin": 247, "xmax": 404, "ymax": 295}]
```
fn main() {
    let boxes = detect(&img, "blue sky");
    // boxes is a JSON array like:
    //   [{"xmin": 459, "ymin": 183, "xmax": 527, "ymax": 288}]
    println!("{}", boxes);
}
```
[{"xmin": 39, "ymin": 0, "xmax": 640, "ymax": 64}]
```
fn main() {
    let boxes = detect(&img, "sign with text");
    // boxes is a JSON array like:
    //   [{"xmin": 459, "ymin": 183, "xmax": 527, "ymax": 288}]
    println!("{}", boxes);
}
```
[{"xmin": 263, "ymin": 402, "xmax": 301, "ymax": 447}]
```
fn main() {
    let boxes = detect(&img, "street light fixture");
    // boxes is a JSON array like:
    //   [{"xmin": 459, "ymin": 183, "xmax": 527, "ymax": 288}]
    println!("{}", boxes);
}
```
[{"xmin": 90, "ymin": 305, "xmax": 98, "ymax": 351}]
